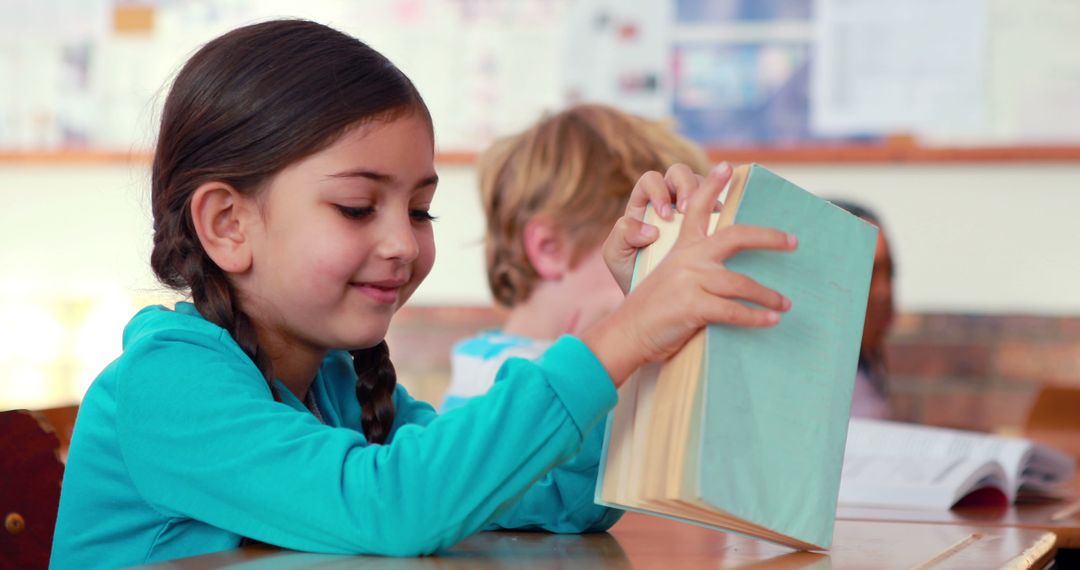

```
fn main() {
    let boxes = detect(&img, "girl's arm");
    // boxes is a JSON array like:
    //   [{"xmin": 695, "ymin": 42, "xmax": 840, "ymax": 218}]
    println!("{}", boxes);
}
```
[
  {"xmin": 485, "ymin": 414, "xmax": 622, "ymax": 533},
  {"xmin": 394, "ymin": 363, "xmax": 622, "ymax": 534},
  {"xmin": 116, "ymin": 330, "xmax": 614, "ymax": 557}
]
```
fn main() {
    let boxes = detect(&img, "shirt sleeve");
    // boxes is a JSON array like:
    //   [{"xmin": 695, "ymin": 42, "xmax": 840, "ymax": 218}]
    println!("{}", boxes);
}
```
[
  {"xmin": 488, "ymin": 417, "xmax": 624, "ymax": 533},
  {"xmin": 116, "ymin": 331, "xmax": 616, "ymax": 556},
  {"xmin": 433, "ymin": 337, "xmax": 624, "ymax": 533}
]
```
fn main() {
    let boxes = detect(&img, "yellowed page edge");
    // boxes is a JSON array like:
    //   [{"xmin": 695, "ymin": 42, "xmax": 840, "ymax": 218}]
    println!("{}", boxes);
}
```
[{"xmin": 600, "ymin": 372, "xmax": 639, "ymax": 503}]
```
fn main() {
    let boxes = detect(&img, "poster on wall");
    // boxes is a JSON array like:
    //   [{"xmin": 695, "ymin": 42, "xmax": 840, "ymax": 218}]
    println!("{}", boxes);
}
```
[
  {"xmin": 672, "ymin": 42, "xmax": 816, "ymax": 145},
  {"xmin": 561, "ymin": 0, "xmax": 672, "ymax": 120},
  {"xmin": 669, "ymin": 0, "xmax": 873, "ymax": 145},
  {"xmin": 810, "ymin": 0, "xmax": 989, "ymax": 144}
]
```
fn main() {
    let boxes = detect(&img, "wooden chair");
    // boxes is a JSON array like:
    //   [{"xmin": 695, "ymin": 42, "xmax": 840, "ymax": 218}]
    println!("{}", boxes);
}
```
[
  {"xmin": 34, "ymin": 405, "xmax": 78, "ymax": 463},
  {"xmin": 1, "ymin": 409, "xmax": 66, "ymax": 569}
]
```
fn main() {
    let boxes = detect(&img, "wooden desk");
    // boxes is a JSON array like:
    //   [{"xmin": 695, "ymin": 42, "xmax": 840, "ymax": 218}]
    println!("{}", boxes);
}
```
[
  {"xmin": 838, "ymin": 500, "xmax": 1080, "ymax": 549},
  {"xmin": 132, "ymin": 512, "xmax": 1055, "ymax": 569},
  {"xmin": 838, "ymin": 478, "xmax": 1080, "ymax": 549}
]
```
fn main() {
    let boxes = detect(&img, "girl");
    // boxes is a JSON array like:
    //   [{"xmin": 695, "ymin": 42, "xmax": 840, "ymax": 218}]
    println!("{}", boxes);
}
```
[{"xmin": 50, "ymin": 20, "xmax": 794, "ymax": 568}]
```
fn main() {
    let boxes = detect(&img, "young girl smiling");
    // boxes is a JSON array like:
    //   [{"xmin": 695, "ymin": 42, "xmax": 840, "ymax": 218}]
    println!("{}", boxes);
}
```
[{"xmin": 50, "ymin": 19, "xmax": 794, "ymax": 568}]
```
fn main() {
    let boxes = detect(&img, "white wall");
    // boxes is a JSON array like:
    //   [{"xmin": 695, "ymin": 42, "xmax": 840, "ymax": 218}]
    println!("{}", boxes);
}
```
[
  {"xmin": 2, "ymin": 160, "xmax": 1078, "ymax": 409},
  {"xmin": 2, "ymin": 161, "xmax": 1079, "ymax": 315},
  {"xmin": 772, "ymin": 163, "xmax": 1080, "ymax": 315}
]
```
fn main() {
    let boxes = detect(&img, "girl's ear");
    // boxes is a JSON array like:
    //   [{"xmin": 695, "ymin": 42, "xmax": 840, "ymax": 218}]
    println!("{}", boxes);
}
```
[
  {"xmin": 523, "ymin": 218, "xmax": 571, "ymax": 281},
  {"xmin": 190, "ymin": 182, "xmax": 255, "ymax": 274}
]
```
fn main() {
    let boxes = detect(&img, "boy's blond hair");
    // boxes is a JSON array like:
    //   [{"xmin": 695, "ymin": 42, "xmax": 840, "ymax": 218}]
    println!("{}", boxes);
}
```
[{"xmin": 479, "ymin": 104, "xmax": 711, "ymax": 307}]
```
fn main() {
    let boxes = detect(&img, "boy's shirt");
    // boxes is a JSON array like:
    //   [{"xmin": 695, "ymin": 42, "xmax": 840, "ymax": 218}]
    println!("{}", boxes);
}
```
[{"xmin": 442, "ymin": 331, "xmax": 550, "ymax": 412}]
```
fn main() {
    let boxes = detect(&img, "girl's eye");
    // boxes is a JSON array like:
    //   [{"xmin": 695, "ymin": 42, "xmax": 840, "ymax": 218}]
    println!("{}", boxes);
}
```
[
  {"xmin": 410, "ymin": 209, "xmax": 437, "ymax": 223},
  {"xmin": 336, "ymin": 205, "xmax": 374, "ymax": 219}
]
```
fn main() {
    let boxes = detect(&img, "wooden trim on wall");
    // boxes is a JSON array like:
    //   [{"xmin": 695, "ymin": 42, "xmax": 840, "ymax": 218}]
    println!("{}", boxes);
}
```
[{"xmin": 705, "ymin": 144, "xmax": 1080, "ymax": 164}]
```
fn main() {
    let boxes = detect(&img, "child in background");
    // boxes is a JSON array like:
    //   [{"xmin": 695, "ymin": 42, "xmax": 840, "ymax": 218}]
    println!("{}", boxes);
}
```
[
  {"xmin": 442, "ymin": 105, "xmax": 710, "ymax": 412},
  {"xmin": 51, "ymin": 20, "xmax": 795, "ymax": 568}
]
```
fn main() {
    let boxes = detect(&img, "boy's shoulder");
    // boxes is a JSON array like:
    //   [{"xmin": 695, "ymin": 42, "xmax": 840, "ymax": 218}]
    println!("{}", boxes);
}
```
[
  {"xmin": 443, "ymin": 331, "xmax": 552, "ymax": 409},
  {"xmin": 452, "ymin": 330, "xmax": 548, "ymax": 362}
]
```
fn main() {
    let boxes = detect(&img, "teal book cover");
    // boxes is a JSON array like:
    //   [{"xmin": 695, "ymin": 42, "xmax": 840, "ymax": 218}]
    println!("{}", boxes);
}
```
[{"xmin": 596, "ymin": 164, "xmax": 877, "ymax": 549}]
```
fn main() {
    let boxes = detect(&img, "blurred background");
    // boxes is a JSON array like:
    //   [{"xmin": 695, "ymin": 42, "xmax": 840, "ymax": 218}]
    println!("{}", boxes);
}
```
[{"xmin": 2, "ymin": 0, "xmax": 1078, "ymax": 432}]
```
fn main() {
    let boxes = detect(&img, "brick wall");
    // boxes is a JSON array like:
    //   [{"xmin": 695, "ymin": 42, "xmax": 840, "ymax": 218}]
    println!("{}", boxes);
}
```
[
  {"xmin": 388, "ymin": 307, "xmax": 1080, "ymax": 433},
  {"xmin": 888, "ymin": 313, "xmax": 1080, "ymax": 433}
]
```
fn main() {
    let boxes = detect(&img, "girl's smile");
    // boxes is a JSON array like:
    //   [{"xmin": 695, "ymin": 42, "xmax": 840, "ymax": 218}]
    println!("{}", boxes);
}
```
[{"xmin": 351, "ymin": 277, "xmax": 410, "ymax": 305}]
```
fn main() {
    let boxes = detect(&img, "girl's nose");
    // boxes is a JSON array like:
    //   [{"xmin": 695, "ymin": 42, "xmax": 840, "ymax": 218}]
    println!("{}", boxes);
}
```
[{"xmin": 376, "ymin": 211, "xmax": 420, "ymax": 262}]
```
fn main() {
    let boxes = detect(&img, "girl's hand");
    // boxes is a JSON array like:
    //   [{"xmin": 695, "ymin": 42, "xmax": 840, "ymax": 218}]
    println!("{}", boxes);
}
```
[
  {"xmin": 603, "ymin": 163, "xmax": 708, "ymax": 294},
  {"xmin": 582, "ymin": 163, "xmax": 797, "ymax": 385}
]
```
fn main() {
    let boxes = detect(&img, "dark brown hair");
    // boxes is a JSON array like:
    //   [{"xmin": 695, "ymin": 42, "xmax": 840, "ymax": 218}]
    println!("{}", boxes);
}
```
[{"xmin": 149, "ymin": 19, "xmax": 429, "ymax": 444}]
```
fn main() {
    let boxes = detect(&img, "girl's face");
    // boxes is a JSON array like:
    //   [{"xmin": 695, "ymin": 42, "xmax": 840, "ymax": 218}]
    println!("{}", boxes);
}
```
[{"xmin": 239, "ymin": 112, "xmax": 437, "ymax": 355}]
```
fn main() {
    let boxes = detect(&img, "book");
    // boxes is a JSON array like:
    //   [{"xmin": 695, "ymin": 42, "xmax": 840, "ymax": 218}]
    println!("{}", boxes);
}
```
[
  {"xmin": 838, "ymin": 418, "xmax": 1077, "ymax": 510},
  {"xmin": 595, "ymin": 163, "xmax": 878, "ymax": 550}
]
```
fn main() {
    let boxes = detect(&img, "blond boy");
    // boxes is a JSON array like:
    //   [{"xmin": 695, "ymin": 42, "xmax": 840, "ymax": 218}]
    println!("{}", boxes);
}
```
[{"xmin": 443, "ymin": 105, "xmax": 710, "ymax": 409}]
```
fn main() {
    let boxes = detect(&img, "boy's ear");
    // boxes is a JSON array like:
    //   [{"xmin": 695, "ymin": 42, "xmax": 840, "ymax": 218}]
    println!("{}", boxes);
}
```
[
  {"xmin": 189, "ymin": 182, "xmax": 256, "ymax": 274},
  {"xmin": 523, "ymin": 218, "xmax": 571, "ymax": 281}
]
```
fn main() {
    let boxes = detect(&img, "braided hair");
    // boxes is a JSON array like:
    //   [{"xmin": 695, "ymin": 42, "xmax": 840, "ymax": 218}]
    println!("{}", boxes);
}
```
[{"xmin": 149, "ymin": 20, "xmax": 429, "ymax": 443}]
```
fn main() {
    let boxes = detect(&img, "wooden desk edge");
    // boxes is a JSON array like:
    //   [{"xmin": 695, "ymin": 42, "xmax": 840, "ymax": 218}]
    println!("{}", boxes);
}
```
[
  {"xmin": 837, "ymin": 509, "xmax": 1080, "ymax": 549},
  {"xmin": 1004, "ymin": 532, "xmax": 1057, "ymax": 570}
]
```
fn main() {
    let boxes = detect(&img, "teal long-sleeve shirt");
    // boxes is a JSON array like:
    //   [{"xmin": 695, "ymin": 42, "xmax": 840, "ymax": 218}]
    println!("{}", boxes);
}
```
[{"xmin": 50, "ymin": 304, "xmax": 620, "ymax": 568}]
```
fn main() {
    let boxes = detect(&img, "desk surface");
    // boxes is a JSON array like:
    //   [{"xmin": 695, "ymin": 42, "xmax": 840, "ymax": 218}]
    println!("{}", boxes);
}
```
[
  {"xmin": 838, "ymin": 478, "xmax": 1080, "ymax": 549},
  {"xmin": 838, "ymin": 498, "xmax": 1080, "ymax": 549},
  {"xmin": 134, "ymin": 512, "xmax": 1055, "ymax": 570}
]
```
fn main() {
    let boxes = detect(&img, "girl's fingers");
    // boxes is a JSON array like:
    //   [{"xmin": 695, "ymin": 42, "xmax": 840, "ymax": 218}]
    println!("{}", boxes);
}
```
[
  {"xmin": 701, "ymin": 270, "xmax": 790, "ymax": 313},
  {"xmin": 603, "ymin": 215, "xmax": 660, "ymax": 293},
  {"xmin": 706, "ymin": 224, "xmax": 797, "ymax": 262},
  {"xmin": 626, "ymin": 171, "xmax": 675, "ymax": 222},
  {"xmin": 618, "ymin": 216, "xmax": 660, "ymax": 249},
  {"xmin": 699, "ymin": 297, "xmax": 782, "ymax": 328},
  {"xmin": 680, "ymin": 162, "xmax": 731, "ymax": 241},
  {"xmin": 695, "ymin": 174, "xmax": 724, "ymax": 212},
  {"xmin": 663, "ymin": 164, "xmax": 699, "ymax": 213},
  {"xmin": 604, "ymin": 215, "xmax": 660, "ymax": 263}
]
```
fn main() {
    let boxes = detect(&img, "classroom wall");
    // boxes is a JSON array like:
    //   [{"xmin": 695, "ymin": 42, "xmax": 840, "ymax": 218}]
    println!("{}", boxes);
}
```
[
  {"xmin": 3, "ymin": 160, "xmax": 1077, "ymax": 312},
  {"xmin": 1, "ymin": 160, "xmax": 1079, "ymax": 410}
]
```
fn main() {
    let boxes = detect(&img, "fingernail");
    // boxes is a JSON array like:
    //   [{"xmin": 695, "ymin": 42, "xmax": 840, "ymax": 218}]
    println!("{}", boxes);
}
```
[
  {"xmin": 782, "ymin": 296, "xmax": 792, "ymax": 311},
  {"xmin": 787, "ymin": 233, "xmax": 798, "ymax": 248},
  {"xmin": 766, "ymin": 311, "xmax": 780, "ymax": 324},
  {"xmin": 711, "ymin": 162, "xmax": 731, "ymax": 177},
  {"xmin": 640, "ymin": 224, "xmax": 658, "ymax": 238},
  {"xmin": 660, "ymin": 204, "xmax": 673, "ymax": 219},
  {"xmin": 677, "ymin": 199, "xmax": 687, "ymax": 212}
]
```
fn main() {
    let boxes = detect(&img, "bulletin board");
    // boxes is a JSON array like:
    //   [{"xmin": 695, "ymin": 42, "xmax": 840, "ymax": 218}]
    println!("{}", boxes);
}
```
[{"xmin": 2, "ymin": 0, "xmax": 1080, "ymax": 164}]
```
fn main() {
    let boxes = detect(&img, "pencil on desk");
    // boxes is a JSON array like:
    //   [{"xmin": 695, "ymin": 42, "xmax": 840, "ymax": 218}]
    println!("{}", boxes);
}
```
[{"xmin": 1051, "ymin": 498, "xmax": 1080, "ymax": 522}]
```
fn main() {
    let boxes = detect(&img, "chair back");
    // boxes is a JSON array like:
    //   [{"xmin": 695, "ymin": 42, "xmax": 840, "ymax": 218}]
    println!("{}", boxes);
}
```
[{"xmin": 1, "ymin": 409, "xmax": 65, "ymax": 569}]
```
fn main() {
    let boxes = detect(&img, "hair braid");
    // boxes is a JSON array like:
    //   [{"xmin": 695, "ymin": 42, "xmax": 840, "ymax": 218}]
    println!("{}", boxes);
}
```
[
  {"xmin": 193, "ymin": 266, "xmax": 272, "ymax": 381},
  {"xmin": 351, "ymin": 342, "xmax": 397, "ymax": 444},
  {"xmin": 151, "ymin": 219, "xmax": 273, "ymax": 383}
]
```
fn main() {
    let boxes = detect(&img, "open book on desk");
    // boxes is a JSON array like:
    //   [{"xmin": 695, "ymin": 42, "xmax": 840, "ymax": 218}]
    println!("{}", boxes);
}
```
[
  {"xmin": 595, "ymin": 164, "xmax": 878, "ymax": 550},
  {"xmin": 838, "ymin": 418, "xmax": 1077, "ymax": 510}
]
